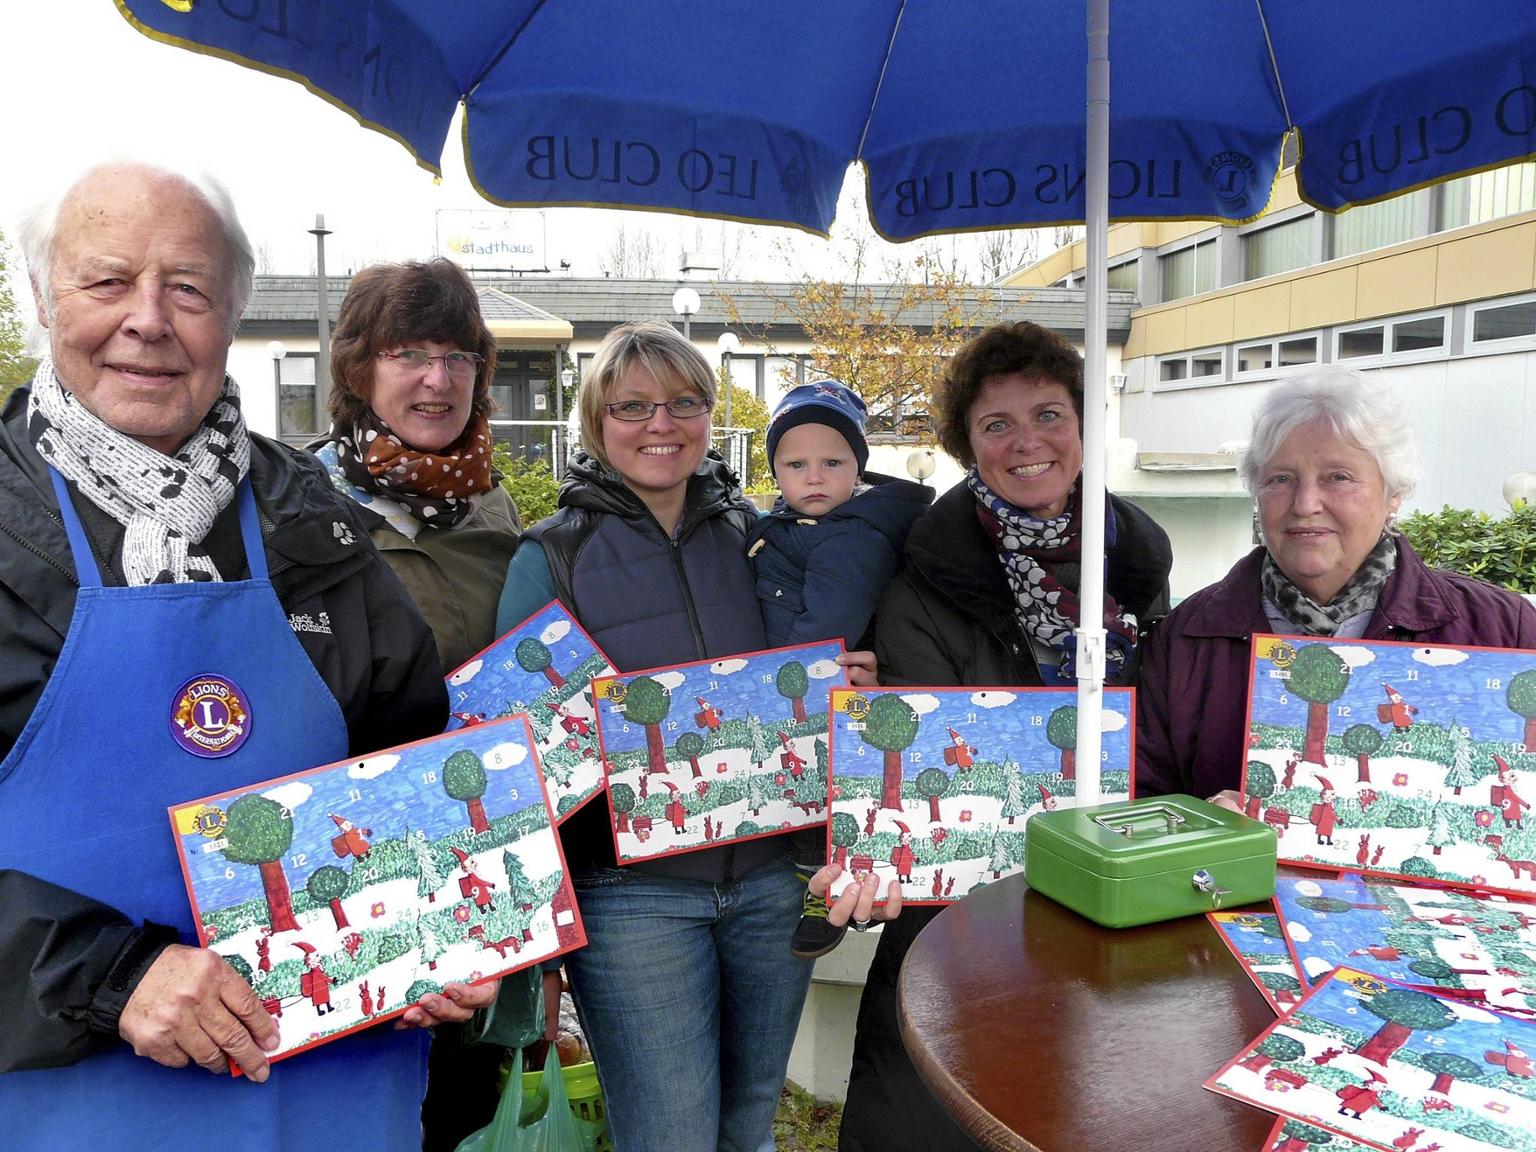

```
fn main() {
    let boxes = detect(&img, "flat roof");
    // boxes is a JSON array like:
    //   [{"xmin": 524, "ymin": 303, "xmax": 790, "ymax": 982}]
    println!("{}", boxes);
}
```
[{"xmin": 240, "ymin": 276, "xmax": 1134, "ymax": 344}]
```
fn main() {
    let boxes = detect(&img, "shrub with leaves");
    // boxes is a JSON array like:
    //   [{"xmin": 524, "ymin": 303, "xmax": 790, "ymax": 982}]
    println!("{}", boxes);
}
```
[
  {"xmin": 719, "ymin": 375, "xmax": 772, "ymax": 494},
  {"xmin": 493, "ymin": 447, "xmax": 562, "ymax": 525},
  {"xmin": 1397, "ymin": 506, "xmax": 1536, "ymax": 594}
]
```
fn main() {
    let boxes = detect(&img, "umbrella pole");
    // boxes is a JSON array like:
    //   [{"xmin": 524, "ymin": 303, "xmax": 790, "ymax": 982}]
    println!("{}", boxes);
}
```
[{"xmin": 1074, "ymin": 0, "xmax": 1110, "ymax": 807}]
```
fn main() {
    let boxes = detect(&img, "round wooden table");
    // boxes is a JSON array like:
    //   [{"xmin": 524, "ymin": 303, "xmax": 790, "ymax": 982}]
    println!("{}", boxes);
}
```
[{"xmin": 897, "ymin": 874, "xmax": 1276, "ymax": 1152}]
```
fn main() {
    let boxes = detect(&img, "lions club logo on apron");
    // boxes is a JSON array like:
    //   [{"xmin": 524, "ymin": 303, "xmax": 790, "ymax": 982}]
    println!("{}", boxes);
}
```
[{"xmin": 170, "ymin": 674, "xmax": 252, "ymax": 758}]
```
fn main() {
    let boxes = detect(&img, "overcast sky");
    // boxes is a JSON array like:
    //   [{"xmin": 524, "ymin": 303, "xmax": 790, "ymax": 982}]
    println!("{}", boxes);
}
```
[{"xmin": 1, "ymin": 1, "xmax": 1050, "ymax": 323}]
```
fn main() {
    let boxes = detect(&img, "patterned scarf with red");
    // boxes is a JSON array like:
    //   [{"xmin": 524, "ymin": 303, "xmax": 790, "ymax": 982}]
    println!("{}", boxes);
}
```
[
  {"xmin": 966, "ymin": 469, "xmax": 1139, "ymax": 685},
  {"xmin": 333, "ymin": 409, "xmax": 495, "ymax": 530}
]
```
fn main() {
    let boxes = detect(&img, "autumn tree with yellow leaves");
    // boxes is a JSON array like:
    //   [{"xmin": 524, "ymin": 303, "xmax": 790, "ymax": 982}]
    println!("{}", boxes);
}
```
[{"xmin": 725, "ymin": 259, "xmax": 1000, "ymax": 443}]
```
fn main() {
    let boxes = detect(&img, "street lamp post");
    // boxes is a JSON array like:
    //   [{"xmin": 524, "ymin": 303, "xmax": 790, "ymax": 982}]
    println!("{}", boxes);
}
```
[
  {"xmin": 716, "ymin": 330, "xmax": 740, "ymax": 430},
  {"xmin": 1504, "ymin": 471, "xmax": 1536, "ymax": 511},
  {"xmin": 671, "ymin": 286, "xmax": 700, "ymax": 342},
  {"xmin": 906, "ymin": 449, "xmax": 936, "ymax": 486},
  {"xmin": 310, "ymin": 215, "xmax": 333, "ymax": 433}
]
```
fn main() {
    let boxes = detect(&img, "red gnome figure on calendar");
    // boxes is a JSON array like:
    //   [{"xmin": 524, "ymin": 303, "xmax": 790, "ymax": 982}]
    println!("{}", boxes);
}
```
[{"xmin": 889, "ymin": 821, "xmax": 917, "ymax": 883}]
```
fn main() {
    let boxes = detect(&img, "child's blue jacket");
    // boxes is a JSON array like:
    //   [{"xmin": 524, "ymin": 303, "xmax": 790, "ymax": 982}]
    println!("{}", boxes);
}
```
[{"xmin": 746, "ymin": 471, "xmax": 934, "ymax": 649}]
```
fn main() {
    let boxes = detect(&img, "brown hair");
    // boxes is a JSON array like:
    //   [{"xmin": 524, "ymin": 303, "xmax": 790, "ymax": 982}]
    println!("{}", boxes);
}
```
[
  {"xmin": 932, "ymin": 322, "xmax": 1084, "ymax": 467},
  {"xmin": 328, "ymin": 259, "xmax": 498, "ymax": 432}
]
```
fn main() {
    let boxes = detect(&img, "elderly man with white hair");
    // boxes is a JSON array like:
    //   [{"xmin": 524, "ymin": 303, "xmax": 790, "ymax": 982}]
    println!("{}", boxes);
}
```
[{"xmin": 0, "ymin": 162, "xmax": 477, "ymax": 1151}]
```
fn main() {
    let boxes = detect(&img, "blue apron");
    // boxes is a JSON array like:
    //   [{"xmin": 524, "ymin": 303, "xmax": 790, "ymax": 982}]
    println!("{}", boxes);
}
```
[{"xmin": 0, "ymin": 473, "xmax": 427, "ymax": 1152}]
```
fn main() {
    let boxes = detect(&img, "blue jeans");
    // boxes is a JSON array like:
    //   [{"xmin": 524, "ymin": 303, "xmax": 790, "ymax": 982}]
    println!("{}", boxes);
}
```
[{"xmin": 564, "ymin": 856, "xmax": 813, "ymax": 1152}]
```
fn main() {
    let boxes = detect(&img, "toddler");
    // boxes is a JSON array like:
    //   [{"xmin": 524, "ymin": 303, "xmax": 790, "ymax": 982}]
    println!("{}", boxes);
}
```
[{"xmin": 746, "ymin": 379, "xmax": 932, "ymax": 956}]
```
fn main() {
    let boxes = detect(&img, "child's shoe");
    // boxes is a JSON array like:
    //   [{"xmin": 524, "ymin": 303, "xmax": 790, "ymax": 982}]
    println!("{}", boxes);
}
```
[{"xmin": 789, "ymin": 869, "xmax": 846, "ymax": 959}]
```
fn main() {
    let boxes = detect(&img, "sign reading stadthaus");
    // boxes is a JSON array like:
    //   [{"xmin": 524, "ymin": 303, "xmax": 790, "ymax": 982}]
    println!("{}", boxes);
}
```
[{"xmin": 436, "ymin": 209, "xmax": 546, "ymax": 271}]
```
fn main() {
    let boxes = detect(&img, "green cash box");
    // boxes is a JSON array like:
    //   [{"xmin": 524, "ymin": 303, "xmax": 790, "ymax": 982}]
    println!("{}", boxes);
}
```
[{"xmin": 1025, "ymin": 795, "xmax": 1277, "ymax": 928}]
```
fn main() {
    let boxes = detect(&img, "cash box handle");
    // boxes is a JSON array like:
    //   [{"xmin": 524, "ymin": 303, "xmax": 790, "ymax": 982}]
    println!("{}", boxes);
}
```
[{"xmin": 1092, "ymin": 805, "xmax": 1187, "ymax": 838}]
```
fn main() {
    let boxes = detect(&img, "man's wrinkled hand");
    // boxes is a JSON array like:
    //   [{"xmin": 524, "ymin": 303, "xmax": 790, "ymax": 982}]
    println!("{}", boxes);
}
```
[{"xmin": 119, "ymin": 944, "xmax": 279, "ymax": 1082}]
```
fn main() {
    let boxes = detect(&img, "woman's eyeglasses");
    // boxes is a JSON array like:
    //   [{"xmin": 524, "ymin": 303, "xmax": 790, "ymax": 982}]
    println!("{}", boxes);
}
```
[
  {"xmin": 603, "ymin": 397, "xmax": 712, "ymax": 422},
  {"xmin": 378, "ymin": 349, "xmax": 483, "ymax": 381}
]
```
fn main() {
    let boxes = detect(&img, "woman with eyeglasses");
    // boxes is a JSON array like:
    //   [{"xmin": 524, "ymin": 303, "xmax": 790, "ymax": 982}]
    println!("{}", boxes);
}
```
[
  {"xmin": 312, "ymin": 258, "xmax": 527, "ymax": 1151},
  {"xmin": 315, "ymin": 259, "xmax": 520, "ymax": 677},
  {"xmin": 496, "ymin": 320, "xmax": 876, "ymax": 1152}
]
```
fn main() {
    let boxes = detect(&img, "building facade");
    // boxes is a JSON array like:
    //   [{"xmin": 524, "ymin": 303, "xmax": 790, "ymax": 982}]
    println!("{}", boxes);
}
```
[
  {"xmin": 233, "ymin": 276, "xmax": 1128, "ymax": 494},
  {"xmin": 1005, "ymin": 161, "xmax": 1536, "ymax": 597}
]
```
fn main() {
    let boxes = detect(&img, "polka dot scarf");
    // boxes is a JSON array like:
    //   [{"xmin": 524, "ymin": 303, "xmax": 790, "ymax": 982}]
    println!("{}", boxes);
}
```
[
  {"xmin": 966, "ymin": 468, "xmax": 1139, "ymax": 685},
  {"xmin": 332, "ymin": 409, "xmax": 495, "ymax": 531}
]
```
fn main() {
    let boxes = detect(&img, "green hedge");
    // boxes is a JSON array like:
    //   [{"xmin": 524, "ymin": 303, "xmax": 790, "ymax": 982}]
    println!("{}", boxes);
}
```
[{"xmin": 1397, "ymin": 505, "xmax": 1536, "ymax": 594}]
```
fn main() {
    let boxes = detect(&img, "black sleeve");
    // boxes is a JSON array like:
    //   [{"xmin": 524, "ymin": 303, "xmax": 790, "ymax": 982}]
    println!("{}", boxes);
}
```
[
  {"xmin": 873, "ymin": 573, "xmax": 965, "ymax": 688},
  {"xmin": 0, "ymin": 871, "xmax": 178, "ymax": 1073}
]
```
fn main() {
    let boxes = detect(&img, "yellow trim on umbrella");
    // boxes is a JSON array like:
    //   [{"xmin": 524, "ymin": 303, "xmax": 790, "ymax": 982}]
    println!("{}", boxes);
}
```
[
  {"xmin": 1289, "ymin": 129, "xmax": 1536, "ymax": 218},
  {"xmin": 112, "ymin": 0, "xmax": 443, "ymax": 178}
]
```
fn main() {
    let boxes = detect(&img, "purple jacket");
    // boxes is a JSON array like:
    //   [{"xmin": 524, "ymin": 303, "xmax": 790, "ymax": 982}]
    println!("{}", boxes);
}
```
[{"xmin": 1135, "ymin": 537, "xmax": 1536, "ymax": 800}]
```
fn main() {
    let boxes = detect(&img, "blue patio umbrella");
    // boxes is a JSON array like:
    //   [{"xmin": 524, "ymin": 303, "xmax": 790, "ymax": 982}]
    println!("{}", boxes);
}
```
[{"xmin": 115, "ymin": 0, "xmax": 1536, "ymax": 798}]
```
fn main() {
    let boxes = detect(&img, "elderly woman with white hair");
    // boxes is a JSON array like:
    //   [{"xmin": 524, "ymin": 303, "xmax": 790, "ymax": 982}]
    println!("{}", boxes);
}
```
[{"xmin": 1136, "ymin": 366, "xmax": 1536, "ymax": 801}]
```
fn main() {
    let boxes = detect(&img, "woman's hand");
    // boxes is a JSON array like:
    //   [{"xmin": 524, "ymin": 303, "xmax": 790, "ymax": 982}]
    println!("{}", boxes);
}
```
[
  {"xmin": 811, "ymin": 862, "xmax": 903, "ymax": 929},
  {"xmin": 395, "ymin": 978, "xmax": 500, "ymax": 1029},
  {"xmin": 1204, "ymin": 789, "xmax": 1245, "ymax": 813},
  {"xmin": 837, "ymin": 650, "xmax": 879, "ymax": 687}
]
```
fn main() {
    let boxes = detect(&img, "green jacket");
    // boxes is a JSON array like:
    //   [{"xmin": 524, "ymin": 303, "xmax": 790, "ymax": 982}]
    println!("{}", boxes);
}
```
[{"xmin": 367, "ymin": 485, "xmax": 523, "ymax": 673}]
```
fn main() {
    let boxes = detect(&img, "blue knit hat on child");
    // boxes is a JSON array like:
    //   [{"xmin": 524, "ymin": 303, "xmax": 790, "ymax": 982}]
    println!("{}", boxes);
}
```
[{"xmin": 766, "ymin": 380, "xmax": 870, "ymax": 476}]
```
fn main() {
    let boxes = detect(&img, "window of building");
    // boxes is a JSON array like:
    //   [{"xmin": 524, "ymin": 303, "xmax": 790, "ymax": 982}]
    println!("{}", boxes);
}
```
[
  {"xmin": 1392, "ymin": 315, "xmax": 1444, "ymax": 353},
  {"xmin": 1336, "ymin": 311, "xmax": 1446, "ymax": 362},
  {"xmin": 1278, "ymin": 336, "xmax": 1319, "ymax": 367},
  {"xmin": 275, "ymin": 353, "xmax": 319, "ymax": 440},
  {"xmin": 1236, "ymin": 342, "xmax": 1270, "ymax": 374},
  {"xmin": 1107, "ymin": 259, "xmax": 1138, "ymax": 293},
  {"xmin": 1156, "ymin": 348, "xmax": 1224, "ymax": 386},
  {"xmin": 1242, "ymin": 214, "xmax": 1313, "ymax": 280},
  {"xmin": 1158, "ymin": 238, "xmax": 1217, "ymax": 302},
  {"xmin": 721, "ymin": 353, "xmax": 763, "ymax": 405},
  {"xmin": 1234, "ymin": 335, "xmax": 1319, "ymax": 375},
  {"xmin": 1337, "ymin": 325, "xmax": 1385, "ymax": 360},
  {"xmin": 1440, "ymin": 161, "xmax": 1536, "ymax": 231},
  {"xmin": 1470, "ymin": 296, "xmax": 1536, "ymax": 345},
  {"xmin": 1332, "ymin": 189, "xmax": 1430, "ymax": 258},
  {"xmin": 764, "ymin": 355, "xmax": 804, "ymax": 399}
]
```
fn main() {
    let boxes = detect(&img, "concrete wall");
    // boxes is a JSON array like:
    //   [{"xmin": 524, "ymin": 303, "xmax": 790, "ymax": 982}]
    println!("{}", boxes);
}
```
[{"xmin": 786, "ymin": 926, "xmax": 881, "ymax": 1103}]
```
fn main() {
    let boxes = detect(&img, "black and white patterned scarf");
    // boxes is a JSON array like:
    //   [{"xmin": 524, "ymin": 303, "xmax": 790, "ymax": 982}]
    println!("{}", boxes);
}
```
[
  {"xmin": 1261, "ymin": 532, "xmax": 1397, "ymax": 636},
  {"xmin": 27, "ymin": 357, "xmax": 250, "ymax": 585},
  {"xmin": 965, "ymin": 469, "xmax": 1139, "ymax": 685}
]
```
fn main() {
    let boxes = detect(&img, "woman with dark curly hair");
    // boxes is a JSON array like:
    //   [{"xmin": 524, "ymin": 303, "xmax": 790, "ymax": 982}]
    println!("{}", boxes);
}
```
[
  {"xmin": 837, "ymin": 321, "xmax": 1173, "ymax": 1152},
  {"xmin": 313, "ymin": 258, "xmax": 520, "ymax": 674},
  {"xmin": 310, "ymin": 258, "xmax": 527, "ymax": 1150}
]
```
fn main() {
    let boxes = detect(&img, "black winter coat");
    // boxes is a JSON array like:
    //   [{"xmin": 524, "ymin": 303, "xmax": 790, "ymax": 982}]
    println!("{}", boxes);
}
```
[
  {"xmin": 842, "ymin": 479, "xmax": 1173, "ymax": 1152},
  {"xmin": 0, "ymin": 387, "xmax": 447, "ymax": 1072},
  {"xmin": 875, "ymin": 480, "xmax": 1173, "ymax": 687}
]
